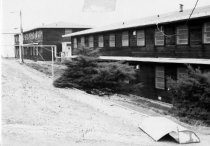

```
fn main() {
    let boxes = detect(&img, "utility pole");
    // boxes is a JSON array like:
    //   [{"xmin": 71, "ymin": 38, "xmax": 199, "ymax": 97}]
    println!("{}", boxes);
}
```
[{"xmin": 19, "ymin": 10, "xmax": 24, "ymax": 63}]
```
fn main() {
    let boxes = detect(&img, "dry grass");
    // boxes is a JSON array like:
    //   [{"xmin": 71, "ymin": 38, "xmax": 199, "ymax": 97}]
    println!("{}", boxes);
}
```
[
  {"xmin": 24, "ymin": 61, "xmax": 66, "ymax": 79},
  {"xmin": 24, "ymin": 60, "xmax": 210, "ymax": 130}
]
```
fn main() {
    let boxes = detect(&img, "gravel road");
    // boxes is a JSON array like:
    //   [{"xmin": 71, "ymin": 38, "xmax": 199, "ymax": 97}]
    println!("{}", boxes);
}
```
[{"xmin": 2, "ymin": 59, "xmax": 210, "ymax": 146}]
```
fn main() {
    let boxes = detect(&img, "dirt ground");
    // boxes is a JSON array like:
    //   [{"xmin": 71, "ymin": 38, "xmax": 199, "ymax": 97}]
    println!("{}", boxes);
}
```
[{"xmin": 1, "ymin": 59, "xmax": 210, "ymax": 146}]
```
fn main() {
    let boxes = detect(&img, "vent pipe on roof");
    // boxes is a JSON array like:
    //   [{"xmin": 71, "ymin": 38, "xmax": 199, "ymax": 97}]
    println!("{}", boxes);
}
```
[{"xmin": 179, "ymin": 4, "xmax": 183, "ymax": 12}]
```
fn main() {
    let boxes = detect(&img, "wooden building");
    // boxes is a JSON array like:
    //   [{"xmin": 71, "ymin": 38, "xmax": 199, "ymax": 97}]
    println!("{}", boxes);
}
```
[
  {"xmin": 14, "ymin": 22, "xmax": 91, "ymax": 60},
  {"xmin": 63, "ymin": 5, "xmax": 210, "ymax": 103}
]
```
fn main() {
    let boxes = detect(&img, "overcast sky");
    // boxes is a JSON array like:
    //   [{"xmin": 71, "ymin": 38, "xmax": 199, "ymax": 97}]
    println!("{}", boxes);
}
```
[{"xmin": 1, "ymin": 0, "xmax": 210, "ymax": 56}]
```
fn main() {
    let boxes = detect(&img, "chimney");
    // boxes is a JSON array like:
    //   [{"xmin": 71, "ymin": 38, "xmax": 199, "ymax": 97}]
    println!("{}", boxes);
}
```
[{"xmin": 179, "ymin": 4, "xmax": 183, "ymax": 12}]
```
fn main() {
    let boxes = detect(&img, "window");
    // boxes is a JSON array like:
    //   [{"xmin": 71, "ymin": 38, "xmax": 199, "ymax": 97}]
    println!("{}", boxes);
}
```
[
  {"xmin": 155, "ymin": 28, "xmax": 164, "ymax": 46},
  {"xmin": 155, "ymin": 66, "xmax": 165, "ymax": 89},
  {"xmin": 137, "ymin": 30, "xmax": 145, "ymax": 46},
  {"xmin": 73, "ymin": 38, "xmax": 77, "ymax": 48},
  {"xmin": 177, "ymin": 67, "xmax": 187, "ymax": 80},
  {"xmin": 109, "ymin": 34, "xmax": 115, "ymax": 47},
  {"xmin": 190, "ymin": 26, "xmax": 202, "ymax": 45},
  {"xmin": 122, "ymin": 31, "xmax": 129, "ymax": 46},
  {"xmin": 33, "ymin": 48, "xmax": 36, "ymax": 56},
  {"xmin": 98, "ymin": 35, "xmax": 104, "ymax": 47},
  {"xmin": 80, "ymin": 37, "xmax": 85, "ymax": 47},
  {"xmin": 203, "ymin": 22, "xmax": 210, "ymax": 44},
  {"xmin": 29, "ymin": 33, "xmax": 32, "ymax": 39},
  {"xmin": 35, "ymin": 31, "xmax": 38, "ymax": 39},
  {"xmin": 31, "ymin": 33, "xmax": 35, "ymax": 40},
  {"xmin": 176, "ymin": 25, "xmax": 188, "ymax": 44},
  {"xmin": 37, "ymin": 31, "xmax": 43, "ymax": 38},
  {"xmin": 65, "ymin": 29, "xmax": 72, "ymax": 35},
  {"xmin": 89, "ymin": 36, "xmax": 94, "ymax": 47}
]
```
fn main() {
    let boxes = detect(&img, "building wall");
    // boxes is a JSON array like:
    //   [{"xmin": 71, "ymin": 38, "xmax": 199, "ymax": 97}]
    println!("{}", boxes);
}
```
[
  {"xmin": 71, "ymin": 17, "xmax": 210, "ymax": 59},
  {"xmin": 23, "ymin": 29, "xmax": 44, "ymax": 44},
  {"xmin": 128, "ymin": 62, "xmax": 210, "ymax": 103},
  {"xmin": 69, "ymin": 17, "xmax": 210, "ymax": 103},
  {"xmin": 14, "ymin": 27, "xmax": 89, "ymax": 60}
]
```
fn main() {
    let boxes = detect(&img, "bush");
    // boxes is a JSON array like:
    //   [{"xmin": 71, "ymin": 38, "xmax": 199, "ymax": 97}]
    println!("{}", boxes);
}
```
[
  {"xmin": 53, "ymin": 47, "xmax": 141, "ymax": 95},
  {"xmin": 168, "ymin": 66, "xmax": 210, "ymax": 125}
]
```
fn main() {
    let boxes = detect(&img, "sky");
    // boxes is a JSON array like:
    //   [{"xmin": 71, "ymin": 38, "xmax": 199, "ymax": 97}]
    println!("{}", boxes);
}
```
[{"xmin": 1, "ymin": 0, "xmax": 210, "ymax": 57}]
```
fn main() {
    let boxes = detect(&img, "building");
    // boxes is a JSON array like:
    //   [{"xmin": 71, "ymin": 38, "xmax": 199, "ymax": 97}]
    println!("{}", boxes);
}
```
[
  {"xmin": 63, "ymin": 5, "xmax": 210, "ymax": 103},
  {"xmin": 14, "ymin": 21, "xmax": 91, "ymax": 60}
]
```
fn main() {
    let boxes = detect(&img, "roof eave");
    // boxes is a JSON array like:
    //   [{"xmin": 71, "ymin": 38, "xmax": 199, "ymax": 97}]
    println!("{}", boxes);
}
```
[{"xmin": 63, "ymin": 14, "xmax": 210, "ymax": 38}]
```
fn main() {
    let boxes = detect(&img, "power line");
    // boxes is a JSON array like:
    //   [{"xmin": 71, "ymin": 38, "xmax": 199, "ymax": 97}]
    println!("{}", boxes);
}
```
[
  {"xmin": 186, "ymin": 0, "xmax": 199, "ymax": 25},
  {"xmin": 156, "ymin": 23, "xmax": 177, "ymax": 38},
  {"xmin": 156, "ymin": 0, "xmax": 200, "ymax": 38}
]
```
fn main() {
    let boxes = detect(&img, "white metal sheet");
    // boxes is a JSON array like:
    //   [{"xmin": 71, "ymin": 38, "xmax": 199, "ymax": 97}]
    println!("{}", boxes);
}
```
[{"xmin": 139, "ymin": 116, "xmax": 200, "ymax": 144}]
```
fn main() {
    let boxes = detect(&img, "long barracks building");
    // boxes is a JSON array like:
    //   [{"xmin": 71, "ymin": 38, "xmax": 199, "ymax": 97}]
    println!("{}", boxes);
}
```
[
  {"xmin": 63, "ymin": 5, "xmax": 210, "ymax": 103},
  {"xmin": 14, "ymin": 22, "xmax": 91, "ymax": 60}
]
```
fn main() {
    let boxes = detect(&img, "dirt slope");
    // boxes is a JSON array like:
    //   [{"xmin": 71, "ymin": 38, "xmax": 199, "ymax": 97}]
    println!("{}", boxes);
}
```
[{"xmin": 2, "ymin": 59, "xmax": 210, "ymax": 146}]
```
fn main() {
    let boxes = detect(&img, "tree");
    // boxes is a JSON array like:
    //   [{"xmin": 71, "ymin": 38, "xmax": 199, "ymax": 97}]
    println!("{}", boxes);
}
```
[
  {"xmin": 168, "ymin": 66, "xmax": 210, "ymax": 125},
  {"xmin": 53, "ymin": 47, "xmax": 141, "ymax": 95}
]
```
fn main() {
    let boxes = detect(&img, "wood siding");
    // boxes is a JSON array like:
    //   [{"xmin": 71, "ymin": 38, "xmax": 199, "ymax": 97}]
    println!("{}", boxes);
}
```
[
  {"xmin": 15, "ymin": 28, "xmax": 89, "ymax": 60},
  {"xmin": 127, "ymin": 62, "xmax": 210, "ymax": 103},
  {"xmin": 71, "ymin": 17, "xmax": 210, "ymax": 59},
  {"xmin": 70, "ymin": 17, "xmax": 210, "ymax": 103}
]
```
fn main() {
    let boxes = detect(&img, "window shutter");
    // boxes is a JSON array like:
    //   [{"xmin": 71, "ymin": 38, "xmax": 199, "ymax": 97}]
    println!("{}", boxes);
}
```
[
  {"xmin": 89, "ymin": 36, "xmax": 94, "ymax": 47},
  {"xmin": 176, "ymin": 26, "xmax": 188, "ymax": 44},
  {"xmin": 204, "ymin": 22, "xmax": 210, "ymax": 44},
  {"xmin": 98, "ymin": 35, "xmax": 104, "ymax": 47},
  {"xmin": 80, "ymin": 37, "xmax": 85, "ymax": 47},
  {"xmin": 122, "ymin": 31, "xmax": 129, "ymax": 46},
  {"xmin": 177, "ymin": 67, "xmax": 187, "ymax": 80},
  {"xmin": 65, "ymin": 29, "xmax": 72, "ymax": 35},
  {"xmin": 137, "ymin": 30, "xmax": 145, "ymax": 46},
  {"xmin": 155, "ymin": 66, "xmax": 165, "ymax": 89},
  {"xmin": 109, "ymin": 34, "xmax": 115, "ymax": 47},
  {"xmin": 155, "ymin": 29, "xmax": 164, "ymax": 46}
]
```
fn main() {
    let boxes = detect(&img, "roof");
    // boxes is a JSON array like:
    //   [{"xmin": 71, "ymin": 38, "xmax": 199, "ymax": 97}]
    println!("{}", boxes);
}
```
[
  {"xmin": 99, "ymin": 56, "xmax": 210, "ymax": 65},
  {"xmin": 24, "ymin": 21, "xmax": 91, "ymax": 33},
  {"xmin": 63, "ymin": 5, "xmax": 210, "ymax": 37}
]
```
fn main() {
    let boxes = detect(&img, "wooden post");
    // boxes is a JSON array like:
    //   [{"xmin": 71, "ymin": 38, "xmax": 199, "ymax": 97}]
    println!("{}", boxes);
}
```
[
  {"xmin": 51, "ymin": 46, "xmax": 54, "ymax": 79},
  {"xmin": 36, "ymin": 47, "xmax": 38, "ymax": 61},
  {"xmin": 19, "ymin": 10, "xmax": 24, "ymax": 63}
]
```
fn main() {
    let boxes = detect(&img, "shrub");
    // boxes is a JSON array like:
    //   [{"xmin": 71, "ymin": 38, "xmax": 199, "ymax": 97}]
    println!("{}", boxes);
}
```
[
  {"xmin": 168, "ymin": 66, "xmax": 210, "ymax": 125},
  {"xmin": 53, "ymin": 47, "xmax": 141, "ymax": 95}
]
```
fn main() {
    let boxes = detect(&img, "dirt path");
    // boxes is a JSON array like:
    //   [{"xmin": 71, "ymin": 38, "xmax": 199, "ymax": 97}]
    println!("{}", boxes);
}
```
[{"xmin": 1, "ymin": 59, "xmax": 210, "ymax": 146}]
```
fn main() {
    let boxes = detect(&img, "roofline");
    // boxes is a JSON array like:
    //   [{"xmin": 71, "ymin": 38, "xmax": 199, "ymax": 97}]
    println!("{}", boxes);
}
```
[
  {"xmin": 63, "ymin": 16, "xmax": 210, "ymax": 38},
  {"xmin": 99, "ymin": 56, "xmax": 210, "ymax": 65},
  {"xmin": 63, "ymin": 5, "xmax": 210, "ymax": 38},
  {"xmin": 23, "ymin": 27, "xmax": 91, "ymax": 34},
  {"xmin": 69, "ymin": 55, "xmax": 210, "ymax": 65}
]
